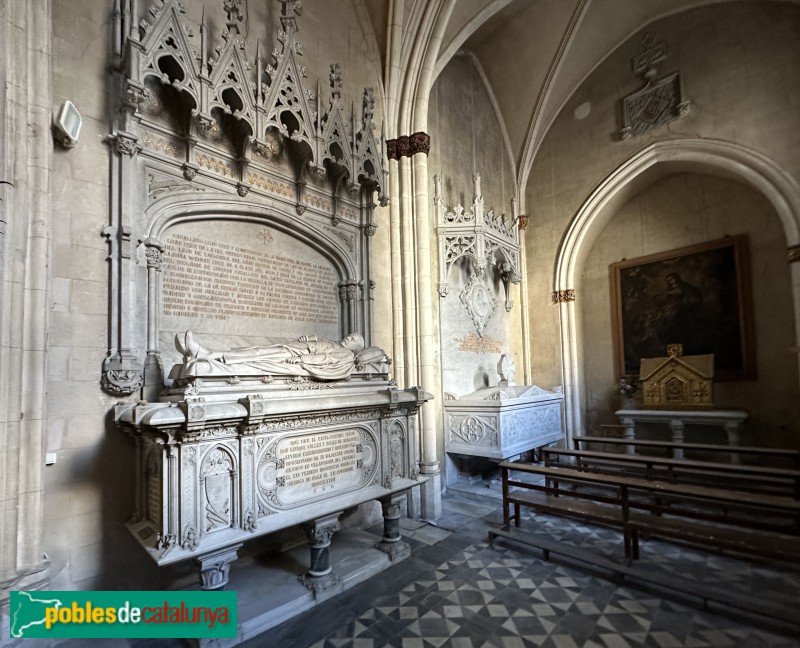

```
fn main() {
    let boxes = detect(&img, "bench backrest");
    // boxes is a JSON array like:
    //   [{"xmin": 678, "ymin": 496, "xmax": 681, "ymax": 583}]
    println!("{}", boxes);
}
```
[
  {"xmin": 500, "ymin": 461, "xmax": 800, "ymax": 515},
  {"xmin": 543, "ymin": 447, "xmax": 800, "ymax": 480},
  {"xmin": 574, "ymin": 435, "xmax": 800, "ymax": 467}
]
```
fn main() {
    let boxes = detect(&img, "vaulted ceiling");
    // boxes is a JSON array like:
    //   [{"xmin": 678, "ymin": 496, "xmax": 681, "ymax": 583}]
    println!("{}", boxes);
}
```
[{"xmin": 362, "ymin": 0, "xmax": 800, "ymax": 190}]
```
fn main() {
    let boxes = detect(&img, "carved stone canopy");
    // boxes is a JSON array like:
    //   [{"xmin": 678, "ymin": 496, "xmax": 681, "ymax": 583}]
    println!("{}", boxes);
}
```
[
  {"xmin": 117, "ymin": 0, "xmax": 387, "ymax": 202},
  {"xmin": 102, "ymin": 0, "xmax": 391, "ymax": 397},
  {"xmin": 434, "ymin": 172, "xmax": 521, "ymax": 315}
]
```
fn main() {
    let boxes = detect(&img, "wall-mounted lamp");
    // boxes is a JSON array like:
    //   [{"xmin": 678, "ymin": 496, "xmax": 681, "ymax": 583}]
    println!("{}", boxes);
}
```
[{"xmin": 53, "ymin": 100, "xmax": 82, "ymax": 149}]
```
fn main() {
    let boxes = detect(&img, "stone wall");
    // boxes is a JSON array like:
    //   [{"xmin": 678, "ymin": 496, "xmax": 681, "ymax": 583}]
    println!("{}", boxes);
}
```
[
  {"xmin": 581, "ymin": 173, "xmax": 799, "ymax": 445},
  {"xmin": 428, "ymin": 53, "xmax": 522, "ymax": 399},
  {"xmin": 39, "ymin": 0, "xmax": 388, "ymax": 593},
  {"xmin": 526, "ymin": 2, "xmax": 800, "ymax": 446}
]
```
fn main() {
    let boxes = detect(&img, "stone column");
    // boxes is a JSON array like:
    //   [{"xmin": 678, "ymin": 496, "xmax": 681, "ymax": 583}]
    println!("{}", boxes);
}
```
[
  {"xmin": 517, "ymin": 215, "xmax": 533, "ymax": 384},
  {"xmin": 410, "ymin": 137, "xmax": 441, "ymax": 520},
  {"xmin": 0, "ymin": 0, "xmax": 52, "ymax": 628},
  {"xmin": 142, "ymin": 238, "xmax": 164, "ymax": 402},
  {"xmin": 399, "ymin": 152, "xmax": 418, "ymax": 388},
  {"xmin": 375, "ymin": 492, "xmax": 410, "ymax": 561},
  {"xmin": 387, "ymin": 154, "xmax": 405, "ymax": 385},
  {"xmin": 300, "ymin": 512, "xmax": 341, "ymax": 595}
]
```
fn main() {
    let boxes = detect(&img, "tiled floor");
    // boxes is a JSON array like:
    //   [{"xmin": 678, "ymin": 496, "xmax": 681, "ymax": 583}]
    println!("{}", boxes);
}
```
[{"xmin": 250, "ymin": 487, "xmax": 800, "ymax": 648}]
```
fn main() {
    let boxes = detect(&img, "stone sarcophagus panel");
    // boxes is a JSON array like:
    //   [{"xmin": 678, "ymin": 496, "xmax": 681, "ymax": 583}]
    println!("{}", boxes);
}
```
[
  {"xmin": 443, "ymin": 386, "xmax": 564, "ymax": 460},
  {"xmin": 116, "ymin": 376, "xmax": 430, "ymax": 568}
]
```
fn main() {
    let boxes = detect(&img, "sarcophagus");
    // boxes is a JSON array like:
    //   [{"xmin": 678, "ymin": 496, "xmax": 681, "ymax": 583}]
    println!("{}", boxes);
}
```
[
  {"xmin": 443, "ymin": 385, "xmax": 564, "ymax": 460},
  {"xmin": 116, "ymin": 368, "xmax": 430, "ymax": 589}
]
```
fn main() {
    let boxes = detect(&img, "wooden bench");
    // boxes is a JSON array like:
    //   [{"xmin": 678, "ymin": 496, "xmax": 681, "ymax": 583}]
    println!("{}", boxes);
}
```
[
  {"xmin": 494, "ymin": 461, "xmax": 800, "ymax": 562},
  {"xmin": 573, "ymin": 435, "xmax": 800, "ymax": 469},
  {"xmin": 542, "ymin": 446, "xmax": 800, "ymax": 498}
]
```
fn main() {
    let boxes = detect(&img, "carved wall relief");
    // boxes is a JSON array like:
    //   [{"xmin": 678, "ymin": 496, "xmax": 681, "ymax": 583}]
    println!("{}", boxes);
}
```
[
  {"xmin": 620, "ymin": 33, "xmax": 690, "ymax": 139},
  {"xmin": 434, "ymin": 172, "xmax": 520, "ymax": 336},
  {"xmin": 200, "ymin": 446, "xmax": 237, "ymax": 534},
  {"xmin": 459, "ymin": 273, "xmax": 496, "ymax": 337},
  {"xmin": 103, "ymin": 0, "xmax": 391, "ymax": 397}
]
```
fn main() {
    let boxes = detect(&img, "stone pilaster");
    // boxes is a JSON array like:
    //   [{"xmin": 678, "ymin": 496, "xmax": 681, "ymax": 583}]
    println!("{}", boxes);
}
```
[{"xmin": 0, "ymin": 0, "xmax": 53, "ymax": 618}]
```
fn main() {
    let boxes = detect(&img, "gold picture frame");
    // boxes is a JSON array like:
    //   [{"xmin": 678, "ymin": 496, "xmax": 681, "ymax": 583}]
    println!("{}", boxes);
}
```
[{"xmin": 610, "ymin": 235, "xmax": 756, "ymax": 382}]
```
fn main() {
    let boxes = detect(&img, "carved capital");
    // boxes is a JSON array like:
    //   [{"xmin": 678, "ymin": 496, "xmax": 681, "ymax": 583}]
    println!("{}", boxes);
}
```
[
  {"xmin": 518, "ymin": 215, "xmax": 529, "ymax": 232},
  {"xmin": 195, "ymin": 544, "xmax": 242, "ymax": 590},
  {"xmin": 386, "ymin": 138, "xmax": 399, "ymax": 161},
  {"xmin": 789, "ymin": 244, "xmax": 800, "ymax": 263},
  {"xmin": 552, "ymin": 289, "xmax": 576, "ymax": 304},
  {"xmin": 143, "ymin": 238, "xmax": 164, "ymax": 271},
  {"xmin": 408, "ymin": 131, "xmax": 431, "ymax": 156},
  {"xmin": 236, "ymin": 183, "xmax": 250, "ymax": 197},
  {"xmin": 365, "ymin": 223, "xmax": 377, "ymax": 237},
  {"xmin": 396, "ymin": 136, "xmax": 411, "ymax": 158},
  {"xmin": 302, "ymin": 515, "xmax": 341, "ymax": 548}
]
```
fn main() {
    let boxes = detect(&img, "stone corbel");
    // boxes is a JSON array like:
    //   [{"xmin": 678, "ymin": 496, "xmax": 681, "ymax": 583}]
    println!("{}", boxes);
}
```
[
  {"xmin": 107, "ymin": 131, "xmax": 142, "ymax": 157},
  {"xmin": 101, "ymin": 356, "xmax": 144, "ymax": 396}
]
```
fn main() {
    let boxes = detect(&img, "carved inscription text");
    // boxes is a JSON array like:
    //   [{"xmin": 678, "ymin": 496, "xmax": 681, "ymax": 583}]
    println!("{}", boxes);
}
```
[
  {"xmin": 280, "ymin": 429, "xmax": 361, "ymax": 491},
  {"xmin": 457, "ymin": 333, "xmax": 503, "ymax": 353},
  {"xmin": 162, "ymin": 234, "xmax": 338, "ymax": 323}
]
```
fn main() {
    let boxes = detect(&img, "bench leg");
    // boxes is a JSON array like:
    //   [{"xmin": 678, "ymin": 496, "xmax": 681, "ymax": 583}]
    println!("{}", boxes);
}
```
[
  {"xmin": 631, "ymin": 529, "xmax": 640, "ymax": 560},
  {"xmin": 514, "ymin": 502, "xmax": 521, "ymax": 527}
]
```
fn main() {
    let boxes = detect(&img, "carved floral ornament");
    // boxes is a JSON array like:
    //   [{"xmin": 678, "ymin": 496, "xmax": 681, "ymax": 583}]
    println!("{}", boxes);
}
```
[
  {"xmin": 114, "ymin": 0, "xmax": 388, "ymax": 203},
  {"xmin": 434, "ymin": 173, "xmax": 521, "ymax": 334}
]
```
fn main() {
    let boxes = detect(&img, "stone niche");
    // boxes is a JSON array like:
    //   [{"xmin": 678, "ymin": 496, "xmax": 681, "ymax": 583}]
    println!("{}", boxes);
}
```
[
  {"xmin": 444, "ymin": 385, "xmax": 564, "ymax": 460},
  {"xmin": 158, "ymin": 220, "xmax": 343, "ymax": 370},
  {"xmin": 116, "ymin": 366, "xmax": 430, "ymax": 589}
]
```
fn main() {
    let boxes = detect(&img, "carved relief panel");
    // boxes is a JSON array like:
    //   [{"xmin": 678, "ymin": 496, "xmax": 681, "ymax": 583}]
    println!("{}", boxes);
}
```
[{"xmin": 103, "ymin": 0, "xmax": 390, "ymax": 398}]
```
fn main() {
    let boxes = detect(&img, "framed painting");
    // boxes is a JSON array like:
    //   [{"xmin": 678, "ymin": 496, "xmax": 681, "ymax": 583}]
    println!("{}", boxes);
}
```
[{"xmin": 610, "ymin": 235, "xmax": 756, "ymax": 382}]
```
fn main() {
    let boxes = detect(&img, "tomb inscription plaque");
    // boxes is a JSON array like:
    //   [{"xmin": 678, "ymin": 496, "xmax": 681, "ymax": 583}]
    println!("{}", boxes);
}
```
[
  {"xmin": 163, "ymin": 233, "xmax": 338, "ymax": 323},
  {"xmin": 259, "ymin": 428, "xmax": 377, "ymax": 508}
]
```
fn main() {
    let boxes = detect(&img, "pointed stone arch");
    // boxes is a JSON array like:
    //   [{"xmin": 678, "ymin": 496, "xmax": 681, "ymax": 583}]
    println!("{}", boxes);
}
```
[{"xmin": 553, "ymin": 138, "xmax": 800, "ymax": 439}]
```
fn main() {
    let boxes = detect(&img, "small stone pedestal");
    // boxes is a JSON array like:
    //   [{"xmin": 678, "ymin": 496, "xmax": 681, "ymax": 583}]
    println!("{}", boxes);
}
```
[
  {"xmin": 375, "ymin": 493, "xmax": 410, "ymax": 561},
  {"xmin": 195, "ymin": 544, "xmax": 242, "ymax": 590},
  {"xmin": 300, "ymin": 513, "xmax": 342, "ymax": 597}
]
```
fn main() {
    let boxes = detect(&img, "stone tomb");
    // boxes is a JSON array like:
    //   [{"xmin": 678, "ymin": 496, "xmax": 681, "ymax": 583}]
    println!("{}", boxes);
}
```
[
  {"xmin": 444, "ymin": 385, "xmax": 564, "ymax": 460},
  {"xmin": 115, "ymin": 357, "xmax": 430, "ymax": 592}
]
